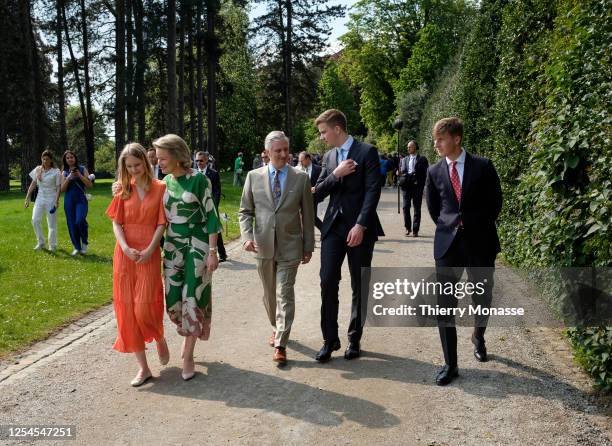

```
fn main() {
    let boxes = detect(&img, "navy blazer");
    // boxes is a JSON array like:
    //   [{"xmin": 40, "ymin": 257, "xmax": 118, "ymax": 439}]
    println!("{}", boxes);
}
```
[
  {"xmin": 425, "ymin": 151, "xmax": 502, "ymax": 260},
  {"xmin": 315, "ymin": 139, "xmax": 384, "ymax": 241}
]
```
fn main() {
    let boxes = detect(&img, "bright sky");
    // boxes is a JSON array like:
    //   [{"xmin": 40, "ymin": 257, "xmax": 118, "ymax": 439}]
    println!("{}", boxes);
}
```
[{"xmin": 249, "ymin": 0, "xmax": 359, "ymax": 51}]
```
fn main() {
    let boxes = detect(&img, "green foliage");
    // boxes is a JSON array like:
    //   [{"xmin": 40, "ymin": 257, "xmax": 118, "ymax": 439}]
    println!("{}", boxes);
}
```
[
  {"xmin": 453, "ymin": 0, "xmax": 509, "ymax": 154},
  {"xmin": 317, "ymin": 61, "xmax": 361, "ymax": 135},
  {"xmin": 94, "ymin": 141, "xmax": 116, "ymax": 178},
  {"xmin": 396, "ymin": 87, "xmax": 428, "ymax": 145},
  {"xmin": 417, "ymin": 51, "xmax": 462, "ymax": 160},
  {"xmin": 395, "ymin": 24, "xmax": 454, "ymax": 93},
  {"xmin": 567, "ymin": 327, "xmax": 612, "ymax": 392}
]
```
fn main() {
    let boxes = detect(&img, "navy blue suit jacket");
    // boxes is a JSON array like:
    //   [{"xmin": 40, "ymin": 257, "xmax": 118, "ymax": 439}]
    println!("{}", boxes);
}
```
[{"xmin": 425, "ymin": 151, "xmax": 502, "ymax": 260}]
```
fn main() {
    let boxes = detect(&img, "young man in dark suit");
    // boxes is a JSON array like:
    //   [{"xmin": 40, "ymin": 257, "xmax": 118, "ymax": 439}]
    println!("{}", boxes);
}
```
[
  {"xmin": 314, "ymin": 109, "xmax": 384, "ymax": 362},
  {"xmin": 298, "ymin": 151, "xmax": 323, "ymax": 230},
  {"xmin": 399, "ymin": 140, "xmax": 429, "ymax": 237},
  {"xmin": 196, "ymin": 151, "xmax": 227, "ymax": 262},
  {"xmin": 425, "ymin": 117, "xmax": 503, "ymax": 385}
]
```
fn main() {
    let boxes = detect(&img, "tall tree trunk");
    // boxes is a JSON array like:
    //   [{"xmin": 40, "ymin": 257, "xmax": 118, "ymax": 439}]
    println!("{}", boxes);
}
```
[
  {"xmin": 167, "ymin": 0, "xmax": 177, "ymax": 133},
  {"xmin": 115, "ymin": 0, "xmax": 126, "ymax": 159},
  {"xmin": 126, "ymin": 0, "xmax": 135, "ymax": 142},
  {"xmin": 196, "ymin": 0, "xmax": 204, "ymax": 151},
  {"xmin": 62, "ymin": 3, "xmax": 88, "ymax": 159},
  {"xmin": 133, "ymin": 0, "xmax": 145, "ymax": 144},
  {"xmin": 177, "ymin": 6, "xmax": 185, "ymax": 137},
  {"xmin": 19, "ymin": 0, "xmax": 38, "ymax": 192},
  {"xmin": 187, "ymin": 3, "xmax": 196, "ymax": 149},
  {"xmin": 56, "ymin": 0, "xmax": 68, "ymax": 153},
  {"xmin": 80, "ymin": 0, "xmax": 95, "ymax": 171},
  {"xmin": 0, "ymin": 1, "xmax": 8, "ymax": 191},
  {"xmin": 206, "ymin": 0, "xmax": 217, "ymax": 160},
  {"xmin": 284, "ymin": 0, "xmax": 292, "ymax": 142}
]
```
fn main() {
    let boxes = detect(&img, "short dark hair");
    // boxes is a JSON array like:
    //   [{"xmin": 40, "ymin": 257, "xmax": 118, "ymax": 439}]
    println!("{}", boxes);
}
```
[
  {"xmin": 407, "ymin": 140, "xmax": 420, "ymax": 151},
  {"xmin": 147, "ymin": 147, "xmax": 156, "ymax": 153},
  {"xmin": 299, "ymin": 151, "xmax": 311, "ymax": 159},
  {"xmin": 315, "ymin": 109, "xmax": 347, "ymax": 133},
  {"xmin": 433, "ymin": 117, "xmax": 463, "ymax": 143}
]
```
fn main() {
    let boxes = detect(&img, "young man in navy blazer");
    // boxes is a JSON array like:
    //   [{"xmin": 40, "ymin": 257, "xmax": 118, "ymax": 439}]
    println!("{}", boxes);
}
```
[
  {"xmin": 313, "ymin": 109, "xmax": 384, "ymax": 362},
  {"xmin": 425, "ymin": 117, "xmax": 502, "ymax": 385}
]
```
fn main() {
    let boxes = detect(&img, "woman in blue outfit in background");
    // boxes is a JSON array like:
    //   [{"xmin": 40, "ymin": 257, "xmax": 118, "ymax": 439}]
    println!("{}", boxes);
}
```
[{"xmin": 60, "ymin": 150, "xmax": 93, "ymax": 256}]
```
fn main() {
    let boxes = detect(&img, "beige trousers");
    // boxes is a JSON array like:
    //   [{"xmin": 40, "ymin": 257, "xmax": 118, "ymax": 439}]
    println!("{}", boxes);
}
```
[{"xmin": 256, "ymin": 258, "xmax": 301, "ymax": 348}]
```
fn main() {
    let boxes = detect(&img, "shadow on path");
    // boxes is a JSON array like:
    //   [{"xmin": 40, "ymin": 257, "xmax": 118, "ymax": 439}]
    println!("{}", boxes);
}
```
[{"xmin": 143, "ymin": 362, "xmax": 401, "ymax": 428}]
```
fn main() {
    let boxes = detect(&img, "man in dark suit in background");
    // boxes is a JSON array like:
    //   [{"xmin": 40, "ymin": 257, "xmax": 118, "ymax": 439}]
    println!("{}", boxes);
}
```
[
  {"xmin": 399, "ymin": 140, "xmax": 429, "ymax": 237},
  {"xmin": 425, "ymin": 117, "xmax": 503, "ymax": 386},
  {"xmin": 313, "ymin": 109, "xmax": 384, "ymax": 362},
  {"xmin": 298, "ymin": 151, "xmax": 323, "ymax": 230},
  {"xmin": 196, "ymin": 151, "xmax": 227, "ymax": 262},
  {"xmin": 147, "ymin": 148, "xmax": 165, "ymax": 180}
]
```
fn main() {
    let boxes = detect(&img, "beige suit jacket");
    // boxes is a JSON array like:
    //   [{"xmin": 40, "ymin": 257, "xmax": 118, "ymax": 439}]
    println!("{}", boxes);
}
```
[{"xmin": 239, "ymin": 165, "xmax": 315, "ymax": 261}]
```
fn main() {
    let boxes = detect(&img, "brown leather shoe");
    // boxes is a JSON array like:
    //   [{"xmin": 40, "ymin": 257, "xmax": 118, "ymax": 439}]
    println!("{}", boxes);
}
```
[
  {"xmin": 268, "ymin": 332, "xmax": 276, "ymax": 347},
  {"xmin": 273, "ymin": 347, "xmax": 287, "ymax": 364}
]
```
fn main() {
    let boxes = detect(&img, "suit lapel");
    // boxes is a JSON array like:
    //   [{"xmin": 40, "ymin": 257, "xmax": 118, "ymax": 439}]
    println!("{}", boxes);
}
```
[
  {"xmin": 276, "ymin": 167, "xmax": 294, "ymax": 210},
  {"xmin": 461, "ymin": 152, "xmax": 473, "ymax": 208},
  {"xmin": 346, "ymin": 138, "xmax": 358, "ymax": 161},
  {"xmin": 261, "ymin": 168, "xmax": 274, "ymax": 206}
]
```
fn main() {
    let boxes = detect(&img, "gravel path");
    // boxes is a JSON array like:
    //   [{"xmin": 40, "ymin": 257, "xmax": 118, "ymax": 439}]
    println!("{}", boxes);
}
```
[{"xmin": 1, "ymin": 189, "xmax": 610, "ymax": 445}]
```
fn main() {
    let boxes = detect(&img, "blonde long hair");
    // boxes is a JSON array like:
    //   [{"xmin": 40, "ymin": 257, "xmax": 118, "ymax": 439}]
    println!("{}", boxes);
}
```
[
  {"xmin": 152, "ymin": 134, "xmax": 192, "ymax": 170},
  {"xmin": 117, "ymin": 143, "xmax": 153, "ymax": 199}
]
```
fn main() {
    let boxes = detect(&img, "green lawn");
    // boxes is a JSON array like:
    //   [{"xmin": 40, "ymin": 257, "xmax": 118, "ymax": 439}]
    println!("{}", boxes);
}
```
[{"xmin": 0, "ymin": 173, "xmax": 244, "ymax": 357}]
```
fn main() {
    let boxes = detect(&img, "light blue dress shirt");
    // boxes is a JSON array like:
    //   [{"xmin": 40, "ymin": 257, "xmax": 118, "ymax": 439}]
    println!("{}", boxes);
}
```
[
  {"xmin": 336, "ymin": 135, "xmax": 355, "ymax": 163},
  {"xmin": 268, "ymin": 163, "xmax": 289, "ymax": 195}
]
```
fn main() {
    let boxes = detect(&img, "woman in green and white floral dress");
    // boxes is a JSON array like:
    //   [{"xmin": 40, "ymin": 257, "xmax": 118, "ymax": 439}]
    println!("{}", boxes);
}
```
[{"xmin": 153, "ymin": 134, "xmax": 221, "ymax": 381}]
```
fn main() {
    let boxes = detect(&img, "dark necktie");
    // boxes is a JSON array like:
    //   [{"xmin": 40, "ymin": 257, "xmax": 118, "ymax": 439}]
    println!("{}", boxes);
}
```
[
  {"xmin": 450, "ymin": 161, "xmax": 461, "ymax": 202},
  {"xmin": 273, "ymin": 169, "xmax": 281, "ymax": 207}
]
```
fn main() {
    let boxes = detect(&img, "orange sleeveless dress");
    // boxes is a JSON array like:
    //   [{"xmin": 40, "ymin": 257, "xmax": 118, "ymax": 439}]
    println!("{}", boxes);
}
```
[{"xmin": 106, "ymin": 179, "xmax": 167, "ymax": 353}]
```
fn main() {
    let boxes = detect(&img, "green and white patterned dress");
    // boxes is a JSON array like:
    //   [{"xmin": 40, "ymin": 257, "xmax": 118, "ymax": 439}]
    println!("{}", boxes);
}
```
[{"xmin": 163, "ymin": 170, "xmax": 221, "ymax": 339}]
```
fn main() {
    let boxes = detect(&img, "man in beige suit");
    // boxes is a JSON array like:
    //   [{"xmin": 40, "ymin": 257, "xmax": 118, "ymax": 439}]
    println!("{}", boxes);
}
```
[{"xmin": 239, "ymin": 131, "xmax": 315, "ymax": 364}]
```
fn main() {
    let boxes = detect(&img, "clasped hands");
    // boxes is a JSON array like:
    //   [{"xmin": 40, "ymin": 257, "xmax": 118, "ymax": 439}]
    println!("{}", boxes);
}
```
[{"xmin": 122, "ymin": 245, "xmax": 155, "ymax": 264}]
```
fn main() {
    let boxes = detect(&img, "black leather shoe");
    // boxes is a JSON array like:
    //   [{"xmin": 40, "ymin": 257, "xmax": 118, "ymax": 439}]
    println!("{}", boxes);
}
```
[
  {"xmin": 435, "ymin": 365, "xmax": 459, "ymax": 386},
  {"xmin": 472, "ymin": 335, "xmax": 488, "ymax": 362},
  {"xmin": 344, "ymin": 342, "xmax": 360, "ymax": 360},
  {"xmin": 219, "ymin": 257, "xmax": 227, "ymax": 263},
  {"xmin": 315, "ymin": 340, "xmax": 341, "ymax": 362}
]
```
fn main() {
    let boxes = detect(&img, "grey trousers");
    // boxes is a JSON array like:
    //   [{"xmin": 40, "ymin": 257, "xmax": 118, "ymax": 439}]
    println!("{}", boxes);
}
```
[{"xmin": 256, "ymin": 258, "xmax": 301, "ymax": 348}]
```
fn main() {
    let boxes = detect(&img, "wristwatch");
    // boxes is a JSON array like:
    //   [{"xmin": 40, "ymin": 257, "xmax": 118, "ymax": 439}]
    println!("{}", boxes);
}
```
[{"xmin": 209, "ymin": 247, "xmax": 218, "ymax": 254}]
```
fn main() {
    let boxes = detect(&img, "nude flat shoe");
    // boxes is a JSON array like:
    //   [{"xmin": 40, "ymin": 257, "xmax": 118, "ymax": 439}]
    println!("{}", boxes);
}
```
[{"xmin": 130, "ymin": 373, "xmax": 152, "ymax": 387}]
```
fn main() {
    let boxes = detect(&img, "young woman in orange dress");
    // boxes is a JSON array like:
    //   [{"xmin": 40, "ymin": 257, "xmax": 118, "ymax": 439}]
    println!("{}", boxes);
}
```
[{"xmin": 106, "ymin": 143, "xmax": 170, "ymax": 387}]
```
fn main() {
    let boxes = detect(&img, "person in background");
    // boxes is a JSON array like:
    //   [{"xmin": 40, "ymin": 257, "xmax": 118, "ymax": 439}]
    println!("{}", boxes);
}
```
[
  {"xmin": 60, "ymin": 150, "xmax": 92, "ymax": 256},
  {"xmin": 106, "ymin": 143, "xmax": 169, "ymax": 387},
  {"xmin": 147, "ymin": 147, "xmax": 165, "ymax": 180},
  {"xmin": 399, "ymin": 140, "xmax": 429, "ymax": 237},
  {"xmin": 379, "ymin": 155, "xmax": 389, "ymax": 188},
  {"xmin": 261, "ymin": 150, "xmax": 270, "ymax": 166},
  {"xmin": 24, "ymin": 150, "xmax": 61, "ymax": 251},
  {"xmin": 233, "ymin": 152, "xmax": 244, "ymax": 187},
  {"xmin": 252, "ymin": 153, "xmax": 263, "ymax": 170},
  {"xmin": 298, "ymin": 151, "xmax": 323, "ymax": 230},
  {"xmin": 195, "ymin": 151, "xmax": 227, "ymax": 262},
  {"xmin": 154, "ymin": 134, "xmax": 221, "ymax": 381}
]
